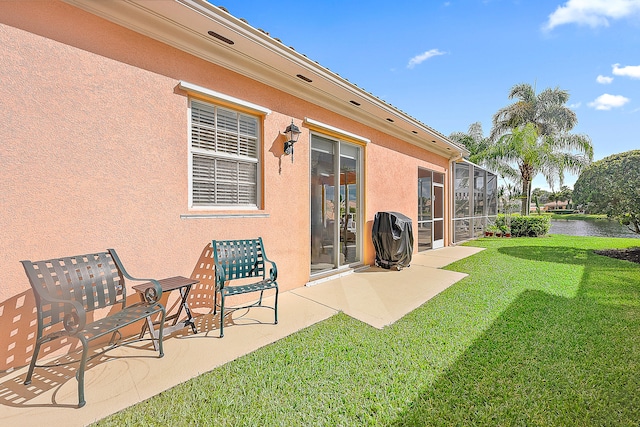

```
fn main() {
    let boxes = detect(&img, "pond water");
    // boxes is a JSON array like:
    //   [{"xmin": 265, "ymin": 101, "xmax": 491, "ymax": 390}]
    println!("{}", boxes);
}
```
[{"xmin": 549, "ymin": 219, "xmax": 639, "ymax": 238}]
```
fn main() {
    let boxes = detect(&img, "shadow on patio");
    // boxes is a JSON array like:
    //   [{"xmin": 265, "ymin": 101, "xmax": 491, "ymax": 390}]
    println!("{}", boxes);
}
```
[{"xmin": 0, "ymin": 246, "xmax": 481, "ymax": 426}]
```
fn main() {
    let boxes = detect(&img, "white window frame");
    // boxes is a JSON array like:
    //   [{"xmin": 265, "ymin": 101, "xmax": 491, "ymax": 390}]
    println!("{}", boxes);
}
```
[{"xmin": 187, "ymin": 97, "xmax": 263, "ymax": 210}]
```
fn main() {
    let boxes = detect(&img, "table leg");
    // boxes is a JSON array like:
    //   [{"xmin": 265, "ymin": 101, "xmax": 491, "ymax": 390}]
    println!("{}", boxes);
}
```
[
  {"xmin": 146, "ymin": 315, "xmax": 159, "ymax": 351},
  {"xmin": 179, "ymin": 285, "xmax": 198, "ymax": 334}
]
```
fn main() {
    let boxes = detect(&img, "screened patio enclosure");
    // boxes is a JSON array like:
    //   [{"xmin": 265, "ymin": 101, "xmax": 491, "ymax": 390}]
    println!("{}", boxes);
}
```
[{"xmin": 452, "ymin": 160, "xmax": 498, "ymax": 243}]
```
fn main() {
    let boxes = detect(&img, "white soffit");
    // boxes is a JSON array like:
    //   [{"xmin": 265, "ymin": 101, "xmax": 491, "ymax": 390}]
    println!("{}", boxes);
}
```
[{"xmin": 63, "ymin": 0, "xmax": 468, "ymax": 158}]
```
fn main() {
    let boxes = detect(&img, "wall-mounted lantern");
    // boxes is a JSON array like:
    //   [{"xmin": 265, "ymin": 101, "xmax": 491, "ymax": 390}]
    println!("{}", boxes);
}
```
[{"xmin": 283, "ymin": 119, "xmax": 301, "ymax": 163}]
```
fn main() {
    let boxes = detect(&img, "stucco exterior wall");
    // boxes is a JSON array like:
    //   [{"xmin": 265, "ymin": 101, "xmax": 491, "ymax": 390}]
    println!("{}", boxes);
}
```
[{"xmin": 0, "ymin": 1, "xmax": 451, "ymax": 370}]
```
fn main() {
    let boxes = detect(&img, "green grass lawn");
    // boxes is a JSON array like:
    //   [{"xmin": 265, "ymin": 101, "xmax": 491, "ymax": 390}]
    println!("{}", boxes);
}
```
[
  {"xmin": 94, "ymin": 235, "xmax": 640, "ymax": 426},
  {"xmin": 548, "ymin": 213, "xmax": 609, "ymax": 220}
]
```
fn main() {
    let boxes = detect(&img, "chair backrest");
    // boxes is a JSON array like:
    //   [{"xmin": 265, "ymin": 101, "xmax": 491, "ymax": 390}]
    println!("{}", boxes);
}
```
[
  {"xmin": 212, "ymin": 238, "xmax": 267, "ymax": 282},
  {"xmin": 21, "ymin": 252, "xmax": 126, "ymax": 329}
]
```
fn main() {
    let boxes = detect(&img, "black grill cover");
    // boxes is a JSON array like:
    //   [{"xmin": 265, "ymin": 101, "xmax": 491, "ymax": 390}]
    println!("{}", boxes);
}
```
[{"xmin": 372, "ymin": 211, "xmax": 414, "ymax": 269}]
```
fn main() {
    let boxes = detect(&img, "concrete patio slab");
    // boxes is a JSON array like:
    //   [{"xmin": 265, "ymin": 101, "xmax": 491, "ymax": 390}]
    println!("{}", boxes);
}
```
[
  {"xmin": 0, "ymin": 245, "xmax": 482, "ymax": 426},
  {"xmin": 293, "ymin": 265, "xmax": 467, "ymax": 329},
  {"xmin": 411, "ymin": 245, "xmax": 485, "ymax": 268},
  {"xmin": 0, "ymin": 292, "xmax": 337, "ymax": 427}
]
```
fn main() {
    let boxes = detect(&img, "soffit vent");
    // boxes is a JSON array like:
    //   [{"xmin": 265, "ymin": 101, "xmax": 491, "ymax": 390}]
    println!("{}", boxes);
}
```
[{"xmin": 207, "ymin": 30, "xmax": 234, "ymax": 45}]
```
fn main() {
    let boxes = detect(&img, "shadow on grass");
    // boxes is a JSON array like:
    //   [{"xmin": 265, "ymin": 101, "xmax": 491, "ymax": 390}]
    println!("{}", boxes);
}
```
[{"xmin": 392, "ymin": 246, "xmax": 640, "ymax": 426}]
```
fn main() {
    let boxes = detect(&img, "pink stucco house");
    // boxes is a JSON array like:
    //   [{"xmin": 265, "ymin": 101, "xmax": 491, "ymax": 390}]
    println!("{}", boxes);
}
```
[{"xmin": 0, "ymin": 0, "xmax": 496, "ymax": 371}]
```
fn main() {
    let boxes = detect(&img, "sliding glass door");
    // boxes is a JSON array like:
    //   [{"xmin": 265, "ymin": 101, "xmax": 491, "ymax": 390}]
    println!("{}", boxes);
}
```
[{"xmin": 310, "ymin": 134, "xmax": 362, "ymax": 275}]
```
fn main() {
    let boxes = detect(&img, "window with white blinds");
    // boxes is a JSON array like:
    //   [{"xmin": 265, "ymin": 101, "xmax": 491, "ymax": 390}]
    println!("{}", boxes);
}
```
[{"xmin": 189, "ymin": 99, "xmax": 260, "ymax": 207}]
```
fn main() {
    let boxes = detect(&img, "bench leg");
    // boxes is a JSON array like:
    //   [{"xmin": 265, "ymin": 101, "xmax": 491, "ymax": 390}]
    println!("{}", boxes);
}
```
[
  {"xmin": 24, "ymin": 338, "xmax": 43, "ymax": 385},
  {"xmin": 76, "ymin": 337, "xmax": 89, "ymax": 408},
  {"xmin": 157, "ymin": 308, "xmax": 165, "ymax": 358}
]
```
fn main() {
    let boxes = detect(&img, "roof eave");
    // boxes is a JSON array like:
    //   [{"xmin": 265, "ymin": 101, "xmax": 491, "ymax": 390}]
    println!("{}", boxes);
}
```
[{"xmin": 63, "ymin": 0, "xmax": 468, "ymax": 158}]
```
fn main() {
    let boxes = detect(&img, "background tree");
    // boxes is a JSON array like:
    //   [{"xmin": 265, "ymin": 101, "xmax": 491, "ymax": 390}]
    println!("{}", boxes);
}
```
[
  {"xmin": 485, "ymin": 83, "xmax": 593, "ymax": 215},
  {"xmin": 531, "ymin": 188, "xmax": 550, "ymax": 204},
  {"xmin": 498, "ymin": 183, "xmax": 521, "ymax": 215},
  {"xmin": 573, "ymin": 150, "xmax": 640, "ymax": 234},
  {"xmin": 549, "ymin": 190, "xmax": 562, "ymax": 209},
  {"xmin": 449, "ymin": 122, "xmax": 491, "ymax": 163},
  {"xmin": 559, "ymin": 185, "xmax": 573, "ymax": 208}
]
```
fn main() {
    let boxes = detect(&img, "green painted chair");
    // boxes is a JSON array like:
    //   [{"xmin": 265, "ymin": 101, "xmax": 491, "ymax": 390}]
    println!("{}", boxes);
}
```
[{"xmin": 212, "ymin": 238, "xmax": 278, "ymax": 337}]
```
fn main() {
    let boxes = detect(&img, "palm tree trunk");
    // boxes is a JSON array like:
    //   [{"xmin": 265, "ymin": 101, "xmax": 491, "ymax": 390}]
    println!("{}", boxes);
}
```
[
  {"xmin": 519, "ymin": 163, "xmax": 534, "ymax": 216},
  {"xmin": 520, "ymin": 180, "xmax": 529, "ymax": 216}
]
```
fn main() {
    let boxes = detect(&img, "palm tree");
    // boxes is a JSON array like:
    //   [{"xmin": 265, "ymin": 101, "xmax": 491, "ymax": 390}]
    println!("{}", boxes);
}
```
[
  {"xmin": 549, "ymin": 190, "xmax": 562, "ymax": 209},
  {"xmin": 449, "ymin": 122, "xmax": 491, "ymax": 163},
  {"xmin": 559, "ymin": 185, "xmax": 573, "ymax": 209},
  {"xmin": 483, "ymin": 83, "xmax": 593, "ymax": 215}
]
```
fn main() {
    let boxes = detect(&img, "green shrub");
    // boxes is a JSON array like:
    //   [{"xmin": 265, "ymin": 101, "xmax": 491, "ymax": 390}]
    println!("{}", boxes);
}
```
[{"xmin": 509, "ymin": 215, "xmax": 550, "ymax": 237}]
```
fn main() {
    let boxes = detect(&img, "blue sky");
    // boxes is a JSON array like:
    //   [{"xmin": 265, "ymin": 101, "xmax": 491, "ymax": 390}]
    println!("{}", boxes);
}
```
[{"xmin": 220, "ymin": 0, "xmax": 639, "ymax": 191}]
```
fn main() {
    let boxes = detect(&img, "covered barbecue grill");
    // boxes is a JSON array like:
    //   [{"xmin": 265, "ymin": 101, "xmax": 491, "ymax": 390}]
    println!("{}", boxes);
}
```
[{"xmin": 372, "ymin": 211, "xmax": 414, "ymax": 270}]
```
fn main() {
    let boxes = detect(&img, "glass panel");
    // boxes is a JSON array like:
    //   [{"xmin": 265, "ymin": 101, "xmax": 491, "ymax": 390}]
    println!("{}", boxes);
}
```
[
  {"xmin": 311, "ymin": 136, "xmax": 336, "ymax": 274},
  {"xmin": 454, "ymin": 219, "xmax": 471, "ymax": 243},
  {"xmin": 418, "ymin": 222, "xmax": 432, "ymax": 251},
  {"xmin": 433, "ymin": 172, "xmax": 444, "ymax": 184},
  {"xmin": 339, "ymin": 144, "xmax": 360, "ymax": 265},
  {"xmin": 473, "ymin": 217, "xmax": 485, "ymax": 238},
  {"xmin": 455, "ymin": 163, "xmax": 470, "ymax": 219},
  {"xmin": 190, "ymin": 99, "xmax": 259, "ymax": 208},
  {"xmin": 418, "ymin": 169, "xmax": 432, "ymax": 221},
  {"xmin": 487, "ymin": 173, "xmax": 497, "ymax": 215},
  {"xmin": 434, "ymin": 185, "xmax": 444, "ymax": 220},
  {"xmin": 434, "ymin": 219, "xmax": 444, "ymax": 241},
  {"xmin": 474, "ymin": 167, "xmax": 486, "ymax": 216}
]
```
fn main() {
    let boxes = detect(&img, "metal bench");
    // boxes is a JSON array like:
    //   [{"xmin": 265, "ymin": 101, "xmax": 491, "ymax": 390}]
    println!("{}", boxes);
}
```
[
  {"xmin": 21, "ymin": 249, "xmax": 166, "ymax": 407},
  {"xmin": 212, "ymin": 238, "xmax": 278, "ymax": 337}
]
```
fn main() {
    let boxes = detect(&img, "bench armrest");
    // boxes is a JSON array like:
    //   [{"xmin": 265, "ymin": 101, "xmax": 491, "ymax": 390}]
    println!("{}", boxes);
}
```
[
  {"xmin": 42, "ymin": 296, "xmax": 87, "ymax": 334},
  {"xmin": 107, "ymin": 249, "xmax": 163, "ymax": 303}
]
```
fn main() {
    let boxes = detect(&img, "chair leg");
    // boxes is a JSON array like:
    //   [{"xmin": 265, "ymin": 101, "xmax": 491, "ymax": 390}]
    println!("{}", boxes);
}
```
[
  {"xmin": 274, "ymin": 287, "xmax": 279, "ymax": 325},
  {"xmin": 213, "ymin": 289, "xmax": 218, "ymax": 315},
  {"xmin": 219, "ymin": 294, "xmax": 225, "ymax": 338},
  {"xmin": 24, "ymin": 339, "xmax": 43, "ymax": 385}
]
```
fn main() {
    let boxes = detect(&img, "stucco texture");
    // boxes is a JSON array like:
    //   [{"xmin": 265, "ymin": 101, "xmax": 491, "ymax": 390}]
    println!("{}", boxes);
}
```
[{"xmin": 0, "ymin": 1, "xmax": 451, "ymax": 371}]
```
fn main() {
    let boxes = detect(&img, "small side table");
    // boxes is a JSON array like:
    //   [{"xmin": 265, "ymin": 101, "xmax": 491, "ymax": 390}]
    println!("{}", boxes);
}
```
[{"xmin": 133, "ymin": 276, "xmax": 199, "ymax": 349}]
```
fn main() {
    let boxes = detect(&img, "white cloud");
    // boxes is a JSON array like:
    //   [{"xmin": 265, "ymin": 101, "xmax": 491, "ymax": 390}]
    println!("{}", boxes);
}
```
[
  {"xmin": 543, "ymin": 0, "xmax": 640, "ymax": 31},
  {"xmin": 596, "ymin": 75, "xmax": 614, "ymax": 84},
  {"xmin": 588, "ymin": 93, "xmax": 630, "ymax": 110},
  {"xmin": 407, "ymin": 49, "xmax": 446, "ymax": 69},
  {"xmin": 612, "ymin": 63, "xmax": 640, "ymax": 79},
  {"xmin": 569, "ymin": 102, "xmax": 582, "ymax": 108}
]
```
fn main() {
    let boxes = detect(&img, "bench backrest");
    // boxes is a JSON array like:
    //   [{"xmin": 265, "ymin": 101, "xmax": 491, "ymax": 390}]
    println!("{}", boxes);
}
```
[
  {"xmin": 21, "ymin": 251, "xmax": 126, "ymax": 329},
  {"xmin": 212, "ymin": 238, "xmax": 267, "ymax": 282}
]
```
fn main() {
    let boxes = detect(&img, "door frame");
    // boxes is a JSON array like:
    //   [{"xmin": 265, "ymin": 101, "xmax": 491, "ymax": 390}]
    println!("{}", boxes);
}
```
[{"xmin": 432, "ymin": 182, "xmax": 444, "ymax": 249}]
